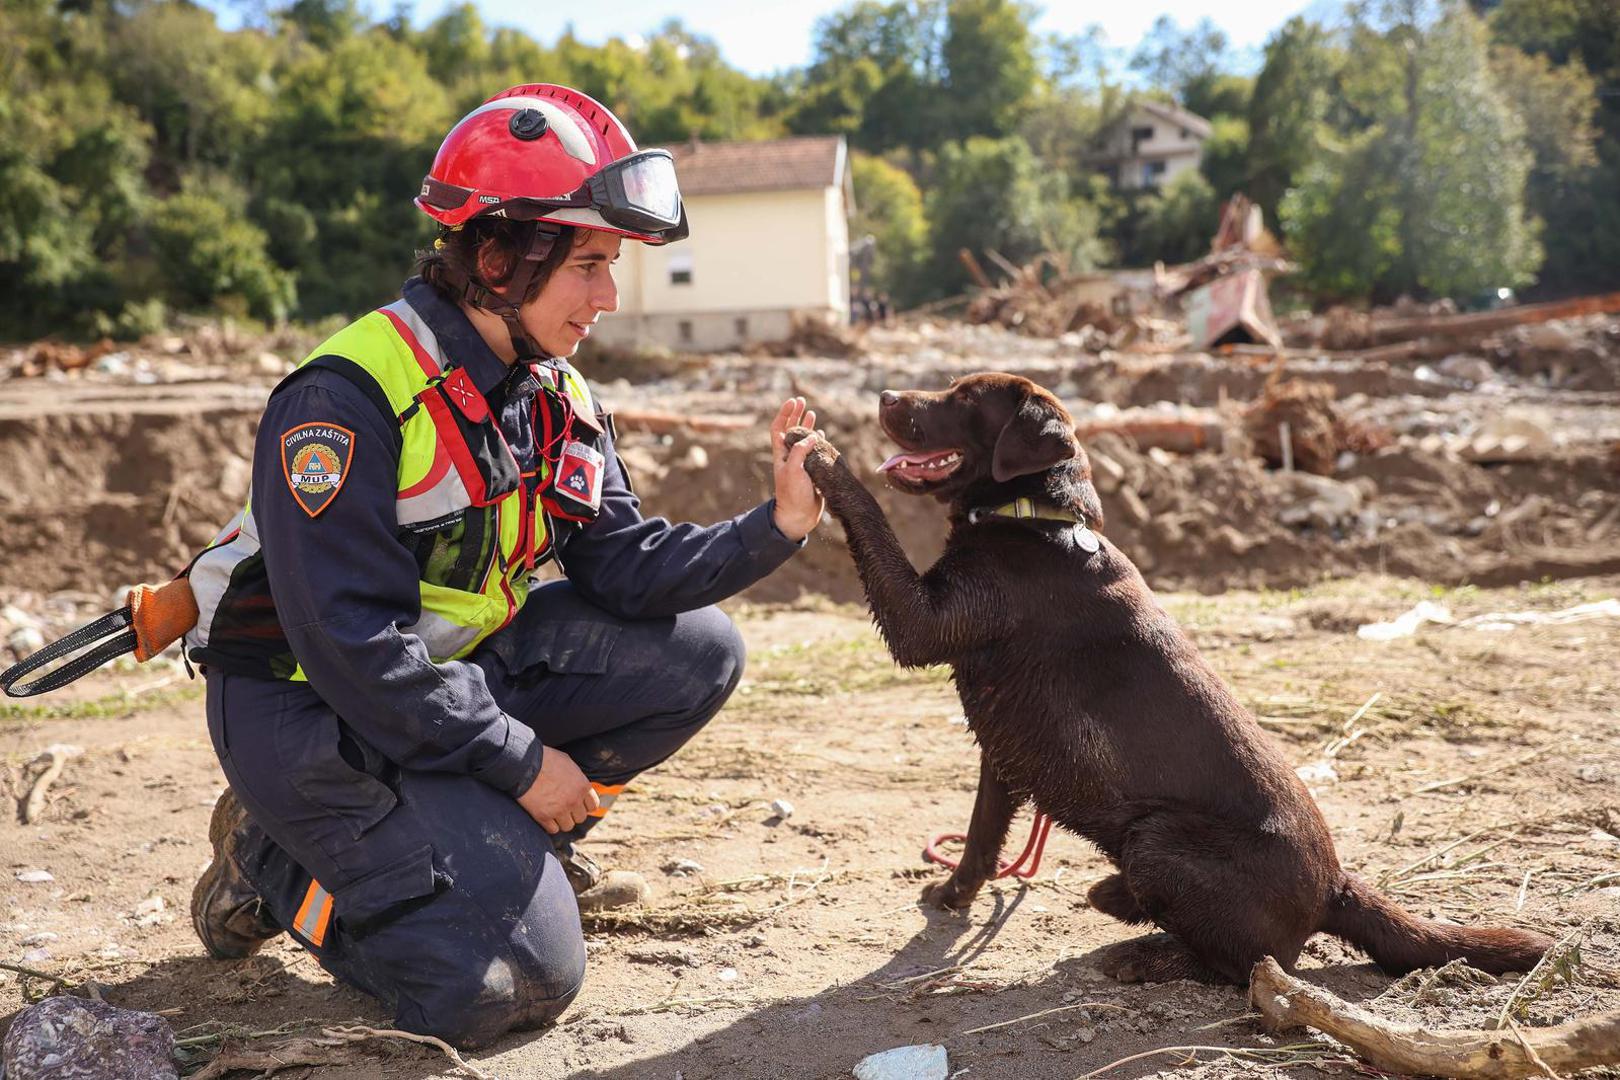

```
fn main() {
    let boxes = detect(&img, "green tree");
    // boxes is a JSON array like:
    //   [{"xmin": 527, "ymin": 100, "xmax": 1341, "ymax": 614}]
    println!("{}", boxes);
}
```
[
  {"xmin": 148, "ymin": 176, "xmax": 295, "ymax": 321},
  {"xmin": 279, "ymin": 0, "xmax": 364, "ymax": 50},
  {"xmin": 1282, "ymin": 7, "xmax": 1540, "ymax": 300},
  {"xmin": 106, "ymin": 2, "xmax": 277, "ymax": 175},
  {"xmin": 790, "ymin": 1, "xmax": 946, "ymax": 151},
  {"xmin": 1129, "ymin": 16, "xmax": 1229, "ymax": 102},
  {"xmin": 1134, "ymin": 171, "xmax": 1220, "ymax": 265},
  {"xmin": 850, "ymin": 153, "xmax": 930, "ymax": 304},
  {"xmin": 941, "ymin": 0, "xmax": 1039, "ymax": 138},
  {"xmin": 1246, "ymin": 17, "xmax": 1339, "ymax": 224},
  {"xmin": 1200, "ymin": 115, "xmax": 1250, "ymax": 199},
  {"xmin": 924, "ymin": 135, "xmax": 1102, "ymax": 296},
  {"xmin": 0, "ymin": 0, "xmax": 150, "ymax": 335},
  {"xmin": 1488, "ymin": 0, "xmax": 1620, "ymax": 293},
  {"xmin": 1182, "ymin": 73, "xmax": 1252, "ymax": 124}
]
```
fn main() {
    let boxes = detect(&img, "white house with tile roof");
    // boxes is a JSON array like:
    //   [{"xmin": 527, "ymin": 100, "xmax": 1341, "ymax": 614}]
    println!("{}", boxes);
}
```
[
  {"xmin": 1094, "ymin": 101, "xmax": 1213, "ymax": 191},
  {"xmin": 592, "ymin": 134, "xmax": 852, "ymax": 352}
]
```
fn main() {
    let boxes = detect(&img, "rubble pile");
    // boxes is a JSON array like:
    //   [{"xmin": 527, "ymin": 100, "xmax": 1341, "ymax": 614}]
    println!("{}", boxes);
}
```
[
  {"xmin": 0, "ymin": 318, "xmax": 328, "ymax": 383},
  {"xmin": 752, "ymin": 312, "xmax": 865, "ymax": 359},
  {"xmin": 1242, "ymin": 377, "xmax": 1393, "ymax": 475}
]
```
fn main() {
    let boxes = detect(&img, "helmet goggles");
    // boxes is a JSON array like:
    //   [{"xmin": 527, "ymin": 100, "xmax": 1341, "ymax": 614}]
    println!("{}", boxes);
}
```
[{"xmin": 420, "ymin": 149, "xmax": 688, "ymax": 243}]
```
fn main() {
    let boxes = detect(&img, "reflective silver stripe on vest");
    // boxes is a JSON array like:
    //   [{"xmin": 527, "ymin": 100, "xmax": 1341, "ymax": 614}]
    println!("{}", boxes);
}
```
[
  {"xmin": 401, "ymin": 607, "xmax": 483, "ymax": 660},
  {"xmin": 396, "ymin": 447, "xmax": 473, "ymax": 527},
  {"xmin": 383, "ymin": 298, "xmax": 477, "ymax": 527},
  {"xmin": 381, "ymin": 298, "xmax": 443, "ymax": 374},
  {"xmin": 184, "ymin": 507, "xmax": 261, "ymax": 651}
]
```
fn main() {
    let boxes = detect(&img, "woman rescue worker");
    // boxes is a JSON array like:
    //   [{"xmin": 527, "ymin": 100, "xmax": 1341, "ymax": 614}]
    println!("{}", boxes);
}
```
[{"xmin": 183, "ymin": 83, "xmax": 826, "ymax": 1048}]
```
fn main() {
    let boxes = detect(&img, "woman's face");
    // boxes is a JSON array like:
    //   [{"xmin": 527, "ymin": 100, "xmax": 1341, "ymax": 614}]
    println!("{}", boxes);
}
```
[{"xmin": 519, "ymin": 229, "xmax": 623, "ymax": 358}]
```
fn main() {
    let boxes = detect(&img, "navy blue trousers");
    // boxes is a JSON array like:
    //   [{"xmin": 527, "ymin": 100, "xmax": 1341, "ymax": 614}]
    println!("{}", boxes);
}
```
[{"xmin": 206, "ymin": 582, "xmax": 745, "ymax": 1048}]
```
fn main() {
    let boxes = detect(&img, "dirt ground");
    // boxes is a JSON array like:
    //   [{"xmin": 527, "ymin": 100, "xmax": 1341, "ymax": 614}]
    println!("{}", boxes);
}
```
[
  {"xmin": 3, "ymin": 315, "xmax": 1619, "ymax": 1076},
  {"xmin": 5, "ymin": 574, "xmax": 1619, "ymax": 1079}
]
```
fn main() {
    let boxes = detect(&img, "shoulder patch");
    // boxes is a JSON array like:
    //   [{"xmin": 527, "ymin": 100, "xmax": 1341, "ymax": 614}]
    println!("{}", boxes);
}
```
[{"xmin": 281, "ymin": 423, "xmax": 356, "ymax": 518}]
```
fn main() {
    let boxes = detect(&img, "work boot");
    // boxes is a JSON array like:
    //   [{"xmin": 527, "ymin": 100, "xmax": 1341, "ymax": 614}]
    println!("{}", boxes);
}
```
[
  {"xmin": 558, "ymin": 846, "xmax": 650, "ymax": 914},
  {"xmin": 191, "ymin": 788, "xmax": 282, "ymax": 959}
]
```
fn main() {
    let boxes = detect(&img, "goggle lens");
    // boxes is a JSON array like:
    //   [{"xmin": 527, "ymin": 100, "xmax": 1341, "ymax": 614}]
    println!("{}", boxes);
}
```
[{"xmin": 614, "ymin": 153, "xmax": 681, "ymax": 225}]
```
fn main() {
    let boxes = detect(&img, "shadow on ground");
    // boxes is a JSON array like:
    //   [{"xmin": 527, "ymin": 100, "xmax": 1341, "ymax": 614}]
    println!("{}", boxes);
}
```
[{"xmin": 561, "ymin": 887, "xmax": 1394, "ymax": 1080}]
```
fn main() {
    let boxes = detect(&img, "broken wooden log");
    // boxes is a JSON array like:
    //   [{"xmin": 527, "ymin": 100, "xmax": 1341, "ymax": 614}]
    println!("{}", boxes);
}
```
[
  {"xmin": 1369, "ymin": 291, "xmax": 1620, "ymax": 347},
  {"xmin": 1073, "ymin": 417, "xmax": 1227, "ymax": 455},
  {"xmin": 957, "ymin": 248, "xmax": 992, "ymax": 291},
  {"xmin": 1250, "ymin": 956, "xmax": 1620, "ymax": 1079}
]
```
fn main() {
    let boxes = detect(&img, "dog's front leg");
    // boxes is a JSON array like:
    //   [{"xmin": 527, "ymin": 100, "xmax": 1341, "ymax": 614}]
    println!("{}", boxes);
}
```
[
  {"xmin": 927, "ymin": 752, "xmax": 1022, "ymax": 909},
  {"xmin": 786, "ymin": 429, "xmax": 1000, "ymax": 667}
]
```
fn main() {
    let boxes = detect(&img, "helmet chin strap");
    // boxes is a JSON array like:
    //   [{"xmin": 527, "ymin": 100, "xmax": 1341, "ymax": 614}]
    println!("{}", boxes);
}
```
[{"xmin": 451, "ymin": 222, "xmax": 562, "ymax": 363}]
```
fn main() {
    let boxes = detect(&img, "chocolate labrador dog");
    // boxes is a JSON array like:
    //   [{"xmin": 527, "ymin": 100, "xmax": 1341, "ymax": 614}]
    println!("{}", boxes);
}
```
[{"xmin": 787, "ymin": 373, "xmax": 1550, "ymax": 984}]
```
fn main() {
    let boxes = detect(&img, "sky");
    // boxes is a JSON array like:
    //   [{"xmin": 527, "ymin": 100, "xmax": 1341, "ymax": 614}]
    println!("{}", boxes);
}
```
[{"xmin": 207, "ymin": 0, "xmax": 1329, "ymax": 77}]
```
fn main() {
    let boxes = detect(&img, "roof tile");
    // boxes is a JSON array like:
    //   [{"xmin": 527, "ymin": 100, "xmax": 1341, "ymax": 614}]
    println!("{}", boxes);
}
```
[{"xmin": 661, "ymin": 135, "xmax": 845, "ymax": 196}]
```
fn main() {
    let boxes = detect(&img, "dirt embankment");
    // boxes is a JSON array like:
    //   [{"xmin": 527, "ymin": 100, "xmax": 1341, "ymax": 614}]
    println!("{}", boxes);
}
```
[{"xmin": 2, "ymin": 316, "xmax": 1618, "ymax": 604}]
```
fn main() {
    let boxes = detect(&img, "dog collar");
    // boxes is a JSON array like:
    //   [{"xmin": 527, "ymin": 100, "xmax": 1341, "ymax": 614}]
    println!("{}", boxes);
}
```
[{"xmin": 966, "ymin": 498, "xmax": 1101, "ymax": 554}]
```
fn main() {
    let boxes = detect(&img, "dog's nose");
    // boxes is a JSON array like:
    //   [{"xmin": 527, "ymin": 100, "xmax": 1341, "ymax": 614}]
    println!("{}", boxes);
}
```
[{"xmin": 880, "ymin": 390, "xmax": 899, "ymax": 407}]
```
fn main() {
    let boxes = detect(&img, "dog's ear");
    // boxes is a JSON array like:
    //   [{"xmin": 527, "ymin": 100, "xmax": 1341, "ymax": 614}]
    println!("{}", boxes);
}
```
[{"xmin": 991, "ymin": 395, "xmax": 1079, "ymax": 482}]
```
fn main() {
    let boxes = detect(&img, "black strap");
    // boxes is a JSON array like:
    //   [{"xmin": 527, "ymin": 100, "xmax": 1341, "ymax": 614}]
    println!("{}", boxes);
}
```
[{"xmin": 1, "ymin": 607, "xmax": 138, "ymax": 698}]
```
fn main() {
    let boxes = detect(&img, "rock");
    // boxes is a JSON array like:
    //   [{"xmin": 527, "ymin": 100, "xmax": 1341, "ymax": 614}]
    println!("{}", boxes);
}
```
[
  {"xmin": 19, "ymin": 932, "xmax": 59, "ymax": 946},
  {"xmin": 1276, "ymin": 473, "xmax": 1363, "ymax": 530},
  {"xmin": 683, "ymin": 444, "xmax": 710, "ymax": 469},
  {"xmin": 92, "ymin": 352, "xmax": 131, "ymax": 377},
  {"xmin": 16, "ymin": 869, "xmax": 55, "ymax": 884},
  {"xmin": 768, "ymin": 798, "xmax": 795, "ymax": 820},
  {"xmin": 8, "ymin": 624, "xmax": 45, "ymax": 659},
  {"xmin": 1521, "ymin": 323, "xmax": 1575, "ymax": 353},
  {"xmin": 217, "ymin": 453, "xmax": 253, "ymax": 501},
  {"xmin": 254, "ymin": 351, "xmax": 288, "ymax": 376},
  {"xmin": 2, "ymin": 603, "xmax": 41, "ymax": 629},
  {"xmin": 2, "ymin": 995, "xmax": 178, "ymax": 1080},
  {"xmin": 853, "ymin": 1044, "xmax": 948, "ymax": 1080},
  {"xmin": 1113, "ymin": 486, "xmax": 1152, "ymax": 527},
  {"xmin": 1437, "ymin": 354, "xmax": 1496, "ymax": 385},
  {"xmin": 663, "ymin": 858, "xmax": 705, "ymax": 876},
  {"xmin": 1462, "ymin": 417, "xmax": 1557, "ymax": 464},
  {"xmin": 1088, "ymin": 449, "xmax": 1126, "ymax": 493}
]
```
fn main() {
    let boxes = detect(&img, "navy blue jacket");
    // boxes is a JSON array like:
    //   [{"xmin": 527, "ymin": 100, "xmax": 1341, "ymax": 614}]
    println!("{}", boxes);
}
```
[{"xmin": 249, "ymin": 279, "xmax": 800, "ymax": 799}]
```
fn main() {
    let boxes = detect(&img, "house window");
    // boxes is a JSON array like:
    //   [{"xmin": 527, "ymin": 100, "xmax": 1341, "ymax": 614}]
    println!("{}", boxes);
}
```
[
  {"xmin": 678, "ymin": 320, "xmax": 693, "ymax": 344},
  {"xmin": 1131, "ymin": 125, "xmax": 1154, "ymax": 144},
  {"xmin": 667, "ymin": 251, "xmax": 693, "ymax": 286},
  {"xmin": 734, "ymin": 317, "xmax": 748, "ymax": 339},
  {"xmin": 1143, "ymin": 160, "xmax": 1167, "ymax": 185}
]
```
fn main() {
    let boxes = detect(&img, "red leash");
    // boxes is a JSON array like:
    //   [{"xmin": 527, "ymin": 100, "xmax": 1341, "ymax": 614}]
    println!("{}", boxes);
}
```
[{"xmin": 924, "ymin": 812, "xmax": 1053, "ymax": 881}]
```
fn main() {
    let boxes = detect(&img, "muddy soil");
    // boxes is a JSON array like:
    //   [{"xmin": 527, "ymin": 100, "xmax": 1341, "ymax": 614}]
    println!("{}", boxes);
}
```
[{"xmin": 4, "ymin": 576, "xmax": 1619, "ymax": 1078}]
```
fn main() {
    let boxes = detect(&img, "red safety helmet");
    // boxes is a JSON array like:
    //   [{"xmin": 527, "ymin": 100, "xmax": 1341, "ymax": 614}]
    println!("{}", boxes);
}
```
[{"xmin": 417, "ymin": 83, "xmax": 687, "ymax": 245}]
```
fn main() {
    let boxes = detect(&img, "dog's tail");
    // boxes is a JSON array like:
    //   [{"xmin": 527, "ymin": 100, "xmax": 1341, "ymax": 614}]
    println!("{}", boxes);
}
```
[{"xmin": 1321, "ymin": 873, "xmax": 1552, "ymax": 975}]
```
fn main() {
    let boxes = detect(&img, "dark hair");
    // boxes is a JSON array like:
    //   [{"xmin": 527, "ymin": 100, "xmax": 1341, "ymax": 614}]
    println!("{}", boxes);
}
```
[{"xmin": 416, "ymin": 219, "xmax": 577, "ymax": 304}]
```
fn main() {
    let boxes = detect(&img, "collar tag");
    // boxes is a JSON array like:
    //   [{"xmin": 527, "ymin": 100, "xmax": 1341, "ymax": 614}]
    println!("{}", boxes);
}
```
[{"xmin": 1073, "ymin": 526, "xmax": 1101, "ymax": 554}]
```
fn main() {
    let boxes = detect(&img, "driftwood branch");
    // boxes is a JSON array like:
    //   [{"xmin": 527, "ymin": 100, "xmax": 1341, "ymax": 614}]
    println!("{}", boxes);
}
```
[
  {"xmin": 1250, "ymin": 956, "xmax": 1620, "ymax": 1078},
  {"xmin": 188, "ymin": 1023, "xmax": 497, "ymax": 1080},
  {"xmin": 21, "ymin": 744, "xmax": 82, "ymax": 824}
]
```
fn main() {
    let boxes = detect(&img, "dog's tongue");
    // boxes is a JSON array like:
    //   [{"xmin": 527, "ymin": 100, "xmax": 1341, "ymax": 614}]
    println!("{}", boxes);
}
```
[{"xmin": 878, "ymin": 451, "xmax": 936, "ymax": 473}]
